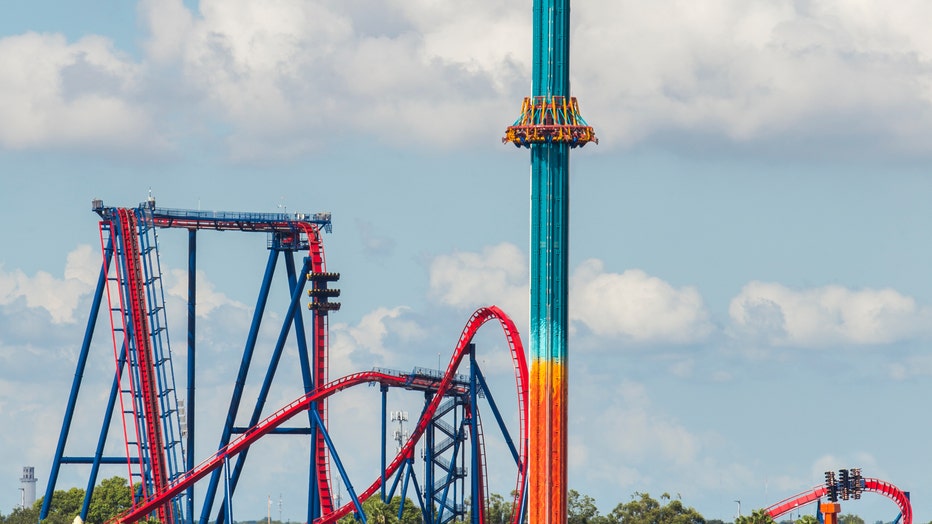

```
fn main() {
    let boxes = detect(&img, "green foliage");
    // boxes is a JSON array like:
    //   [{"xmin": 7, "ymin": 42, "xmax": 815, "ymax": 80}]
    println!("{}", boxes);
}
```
[
  {"xmin": 386, "ymin": 496, "xmax": 422, "ymax": 524},
  {"xmin": 565, "ymin": 490, "xmax": 706, "ymax": 524},
  {"xmin": 568, "ymin": 490, "xmax": 601, "ymax": 524},
  {"xmin": 43, "ymin": 487, "xmax": 84, "ymax": 520},
  {"xmin": 606, "ymin": 492, "xmax": 705, "ymax": 524},
  {"xmin": 487, "ymin": 492, "xmax": 515, "ymax": 524},
  {"xmin": 796, "ymin": 515, "xmax": 820, "ymax": 524},
  {"xmin": 336, "ymin": 496, "xmax": 421, "ymax": 524},
  {"xmin": 3, "ymin": 506, "xmax": 40, "ymax": 524},
  {"xmin": 735, "ymin": 508, "xmax": 775, "ymax": 524},
  {"xmin": 838, "ymin": 515, "xmax": 865, "ymax": 524},
  {"xmin": 86, "ymin": 477, "xmax": 133, "ymax": 524},
  {"xmin": 23, "ymin": 476, "xmax": 134, "ymax": 524},
  {"xmin": 9, "ymin": 485, "xmax": 715, "ymax": 524}
]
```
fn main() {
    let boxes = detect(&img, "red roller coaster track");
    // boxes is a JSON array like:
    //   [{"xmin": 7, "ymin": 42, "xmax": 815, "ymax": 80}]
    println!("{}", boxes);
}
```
[
  {"xmin": 765, "ymin": 478, "xmax": 911, "ymax": 524},
  {"xmin": 111, "ymin": 305, "xmax": 528, "ymax": 524}
]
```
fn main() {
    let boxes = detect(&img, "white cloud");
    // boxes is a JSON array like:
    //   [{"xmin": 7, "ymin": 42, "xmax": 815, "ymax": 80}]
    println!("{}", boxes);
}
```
[
  {"xmin": 0, "ymin": 245, "xmax": 98, "ymax": 323},
  {"xmin": 0, "ymin": 32, "xmax": 157, "ymax": 151},
  {"xmin": 570, "ymin": 259, "xmax": 713, "ymax": 344},
  {"xmin": 164, "ymin": 268, "xmax": 246, "ymax": 316},
  {"xmin": 428, "ymin": 242, "xmax": 528, "ymax": 325},
  {"xmin": 729, "ymin": 281, "xmax": 930, "ymax": 346},
  {"xmin": 572, "ymin": 1, "xmax": 932, "ymax": 154},
  {"xmin": 8, "ymin": 1, "xmax": 932, "ymax": 157},
  {"xmin": 429, "ymin": 245, "xmax": 713, "ymax": 345},
  {"xmin": 328, "ymin": 306, "xmax": 425, "ymax": 375},
  {"xmin": 569, "ymin": 378, "xmax": 762, "ymax": 502},
  {"xmin": 137, "ymin": 0, "xmax": 525, "ymax": 158},
  {"xmin": 599, "ymin": 381, "xmax": 700, "ymax": 466}
]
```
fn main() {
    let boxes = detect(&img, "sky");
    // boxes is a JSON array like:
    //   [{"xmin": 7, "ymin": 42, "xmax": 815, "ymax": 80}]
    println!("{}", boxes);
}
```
[{"xmin": 2, "ymin": 0, "xmax": 932, "ymax": 522}]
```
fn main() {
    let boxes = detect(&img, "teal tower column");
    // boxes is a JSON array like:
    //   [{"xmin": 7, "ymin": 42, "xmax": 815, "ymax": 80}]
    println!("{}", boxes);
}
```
[{"xmin": 503, "ymin": 1, "xmax": 596, "ymax": 523}]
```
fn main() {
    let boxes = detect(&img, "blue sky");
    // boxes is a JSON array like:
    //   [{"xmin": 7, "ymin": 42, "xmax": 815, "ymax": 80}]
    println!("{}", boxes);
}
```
[{"xmin": 2, "ymin": 1, "xmax": 932, "ymax": 522}]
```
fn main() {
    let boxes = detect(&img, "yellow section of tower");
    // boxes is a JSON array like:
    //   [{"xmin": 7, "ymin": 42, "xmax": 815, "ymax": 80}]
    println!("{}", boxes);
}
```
[{"xmin": 529, "ymin": 358, "xmax": 567, "ymax": 524}]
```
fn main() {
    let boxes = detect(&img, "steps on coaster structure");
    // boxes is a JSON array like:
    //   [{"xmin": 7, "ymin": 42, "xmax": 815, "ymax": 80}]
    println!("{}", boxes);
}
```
[
  {"xmin": 136, "ymin": 206, "xmax": 187, "ymax": 520},
  {"xmin": 136, "ymin": 208, "xmax": 185, "ymax": 481},
  {"xmin": 427, "ymin": 393, "xmax": 469, "ymax": 524},
  {"xmin": 100, "ymin": 220, "xmax": 149, "ymax": 499},
  {"xmin": 119, "ymin": 208, "xmax": 170, "ymax": 523},
  {"xmin": 98, "ymin": 207, "xmax": 185, "ymax": 523}
]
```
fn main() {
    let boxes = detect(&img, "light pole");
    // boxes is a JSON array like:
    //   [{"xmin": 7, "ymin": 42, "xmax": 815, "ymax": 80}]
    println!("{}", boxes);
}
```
[{"xmin": 735, "ymin": 500, "xmax": 741, "ymax": 518}]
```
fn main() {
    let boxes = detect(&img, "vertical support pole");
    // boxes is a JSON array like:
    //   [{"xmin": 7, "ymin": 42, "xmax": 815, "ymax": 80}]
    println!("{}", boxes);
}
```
[
  {"xmin": 284, "ymin": 252, "xmax": 319, "ymax": 524},
  {"xmin": 423, "ymin": 391, "xmax": 435, "ymax": 524},
  {"xmin": 381, "ymin": 385, "xmax": 388, "ymax": 503},
  {"xmin": 187, "ymin": 229, "xmax": 196, "ymax": 524},
  {"xmin": 469, "ymin": 344, "xmax": 480, "ymax": 524},
  {"xmin": 224, "ymin": 457, "xmax": 234, "ymax": 524},
  {"xmin": 528, "ymin": 2, "xmax": 571, "ymax": 524},
  {"xmin": 821, "ymin": 503, "xmax": 840, "ymax": 524}
]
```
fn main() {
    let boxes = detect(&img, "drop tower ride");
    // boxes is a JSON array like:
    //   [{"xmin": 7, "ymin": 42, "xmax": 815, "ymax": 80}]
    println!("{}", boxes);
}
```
[{"xmin": 503, "ymin": 2, "xmax": 596, "ymax": 524}]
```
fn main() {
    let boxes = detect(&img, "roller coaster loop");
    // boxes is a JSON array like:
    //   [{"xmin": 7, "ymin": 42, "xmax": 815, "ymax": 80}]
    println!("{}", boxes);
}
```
[
  {"xmin": 110, "ymin": 305, "xmax": 529, "ymax": 524},
  {"xmin": 765, "ymin": 478, "xmax": 911, "ymax": 524}
]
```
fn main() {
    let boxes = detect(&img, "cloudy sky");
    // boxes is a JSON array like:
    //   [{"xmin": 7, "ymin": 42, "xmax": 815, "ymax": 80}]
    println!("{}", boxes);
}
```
[{"xmin": 2, "ymin": 0, "xmax": 932, "ymax": 522}]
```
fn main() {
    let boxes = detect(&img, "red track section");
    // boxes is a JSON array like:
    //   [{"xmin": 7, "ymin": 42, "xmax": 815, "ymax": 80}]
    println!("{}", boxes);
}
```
[
  {"xmin": 116, "ymin": 209, "xmax": 171, "ymax": 523},
  {"xmin": 765, "ymin": 478, "xmax": 911, "ymax": 524},
  {"xmin": 299, "ymin": 222, "xmax": 334, "ymax": 513},
  {"xmin": 112, "ymin": 306, "xmax": 528, "ymax": 524}
]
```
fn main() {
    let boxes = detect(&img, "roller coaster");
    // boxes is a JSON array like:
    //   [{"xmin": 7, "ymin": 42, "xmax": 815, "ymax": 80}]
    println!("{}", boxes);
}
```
[
  {"xmin": 765, "ymin": 474, "xmax": 912, "ymax": 524},
  {"xmin": 42, "ymin": 199, "xmax": 529, "ymax": 524}
]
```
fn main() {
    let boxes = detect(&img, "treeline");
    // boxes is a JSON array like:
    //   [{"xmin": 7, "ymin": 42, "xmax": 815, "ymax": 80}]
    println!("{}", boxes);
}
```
[
  {"xmin": 1, "ymin": 481, "xmax": 883, "ymax": 524},
  {"xmin": 0, "ymin": 476, "xmax": 134, "ymax": 524}
]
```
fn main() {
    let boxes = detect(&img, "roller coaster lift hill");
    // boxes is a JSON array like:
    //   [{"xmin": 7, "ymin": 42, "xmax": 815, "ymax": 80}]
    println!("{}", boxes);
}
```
[{"xmin": 43, "ymin": 198, "xmax": 530, "ymax": 524}]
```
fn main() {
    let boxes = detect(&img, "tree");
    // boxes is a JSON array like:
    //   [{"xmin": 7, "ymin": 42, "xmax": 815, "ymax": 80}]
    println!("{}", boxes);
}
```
[
  {"xmin": 568, "ymin": 490, "xmax": 602, "ymax": 524},
  {"xmin": 86, "ymin": 477, "xmax": 133, "ymax": 524},
  {"xmin": 605, "ymin": 492, "xmax": 704, "ymax": 524},
  {"xmin": 3, "ymin": 506, "xmax": 40, "ymax": 524},
  {"xmin": 36, "ymin": 487, "xmax": 85, "ymax": 524},
  {"xmin": 796, "ymin": 515, "xmax": 819, "ymax": 524},
  {"xmin": 337, "ymin": 496, "xmax": 421, "ymax": 524},
  {"xmin": 25, "ymin": 476, "xmax": 135, "ymax": 524},
  {"xmin": 839, "ymin": 515, "xmax": 865, "ymax": 524},
  {"xmin": 487, "ymin": 493, "xmax": 514, "ymax": 524},
  {"xmin": 385, "ymin": 496, "xmax": 422, "ymax": 524},
  {"xmin": 735, "ymin": 508, "xmax": 775, "ymax": 524}
]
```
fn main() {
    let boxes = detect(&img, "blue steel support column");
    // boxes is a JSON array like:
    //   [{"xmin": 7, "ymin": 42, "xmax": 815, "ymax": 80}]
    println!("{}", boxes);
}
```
[
  {"xmin": 284, "ymin": 253, "xmax": 319, "ymax": 524},
  {"xmin": 423, "ymin": 391, "xmax": 435, "ymax": 524},
  {"xmin": 41, "ymin": 241, "xmax": 112, "ymax": 521},
  {"xmin": 469, "ymin": 344, "xmax": 481, "ymax": 524},
  {"xmin": 529, "ymin": 2, "xmax": 571, "ymax": 524},
  {"xmin": 187, "ymin": 229, "xmax": 196, "ymax": 524},
  {"xmin": 381, "ymin": 384, "xmax": 388, "ymax": 503}
]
